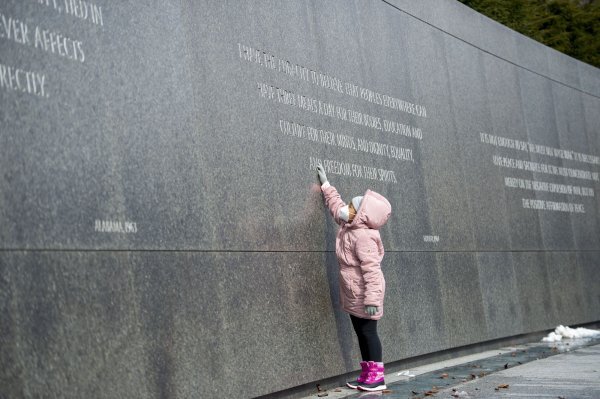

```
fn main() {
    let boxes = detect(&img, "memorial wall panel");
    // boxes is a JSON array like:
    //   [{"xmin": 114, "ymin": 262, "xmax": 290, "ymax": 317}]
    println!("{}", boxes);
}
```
[
  {"xmin": 520, "ymin": 72, "xmax": 575, "ymax": 250},
  {"xmin": 476, "ymin": 252, "xmax": 523, "ymax": 340},
  {"xmin": 482, "ymin": 56, "xmax": 546, "ymax": 250},
  {"xmin": 2, "ymin": 0, "xmax": 597, "ymax": 253},
  {"xmin": 446, "ymin": 37, "xmax": 512, "ymax": 250},
  {"xmin": 1, "ymin": 0, "xmax": 599, "ymax": 397},
  {"xmin": 512, "ymin": 252, "xmax": 557, "ymax": 333},
  {"xmin": 578, "ymin": 251, "xmax": 600, "ymax": 319}
]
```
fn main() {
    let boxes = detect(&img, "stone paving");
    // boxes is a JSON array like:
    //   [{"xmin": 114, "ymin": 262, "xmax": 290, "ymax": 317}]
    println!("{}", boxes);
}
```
[{"xmin": 303, "ymin": 337, "xmax": 600, "ymax": 399}]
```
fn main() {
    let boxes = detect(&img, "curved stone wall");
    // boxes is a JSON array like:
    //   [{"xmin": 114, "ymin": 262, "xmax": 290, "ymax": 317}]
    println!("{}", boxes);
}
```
[{"xmin": 1, "ymin": 1, "xmax": 599, "ymax": 398}]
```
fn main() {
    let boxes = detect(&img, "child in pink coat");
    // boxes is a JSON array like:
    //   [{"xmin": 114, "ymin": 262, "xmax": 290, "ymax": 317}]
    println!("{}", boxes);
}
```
[{"xmin": 316, "ymin": 165, "xmax": 392, "ymax": 392}]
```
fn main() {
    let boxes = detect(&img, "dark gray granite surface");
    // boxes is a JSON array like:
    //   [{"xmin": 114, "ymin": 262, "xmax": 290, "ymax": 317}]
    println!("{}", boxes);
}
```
[
  {"xmin": 1, "ymin": 1, "xmax": 599, "ymax": 398},
  {"xmin": 512, "ymin": 252, "xmax": 558, "ymax": 333},
  {"xmin": 1, "ymin": 0, "xmax": 598, "ymax": 253},
  {"xmin": 3, "ymin": 249, "xmax": 592, "ymax": 398},
  {"xmin": 476, "ymin": 252, "xmax": 523, "ymax": 340}
]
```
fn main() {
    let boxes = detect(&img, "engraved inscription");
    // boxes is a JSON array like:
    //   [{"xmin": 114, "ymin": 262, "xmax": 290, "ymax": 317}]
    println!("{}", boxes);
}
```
[
  {"xmin": 423, "ymin": 235, "xmax": 440, "ymax": 243},
  {"xmin": 95, "ymin": 219, "xmax": 138, "ymax": 234},
  {"xmin": 37, "ymin": 0, "xmax": 104, "ymax": 26},
  {"xmin": 239, "ymin": 42, "xmax": 427, "ymax": 118},
  {"xmin": 479, "ymin": 132, "xmax": 599, "ymax": 213},
  {"xmin": 309, "ymin": 157, "xmax": 398, "ymax": 183},
  {"xmin": 0, "ymin": 11, "xmax": 85, "ymax": 62},
  {"xmin": 240, "ymin": 39, "xmax": 427, "ymax": 187},
  {"xmin": 492, "ymin": 155, "xmax": 596, "ymax": 182},
  {"xmin": 257, "ymin": 81, "xmax": 420, "ymax": 138},
  {"xmin": 481, "ymin": 132, "xmax": 600, "ymax": 165},
  {"xmin": 0, "ymin": 62, "xmax": 48, "ymax": 97},
  {"xmin": 1, "ymin": 3, "xmax": 106, "ymax": 100}
]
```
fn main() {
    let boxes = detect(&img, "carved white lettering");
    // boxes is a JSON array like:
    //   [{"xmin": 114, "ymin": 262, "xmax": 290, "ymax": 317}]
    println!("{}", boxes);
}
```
[
  {"xmin": 505, "ymin": 177, "xmax": 594, "ymax": 197},
  {"xmin": 62, "ymin": 0, "xmax": 104, "ymax": 26},
  {"xmin": 238, "ymin": 42, "xmax": 427, "ymax": 119},
  {"xmin": 309, "ymin": 157, "xmax": 398, "ymax": 184},
  {"xmin": 0, "ymin": 63, "xmax": 48, "ymax": 98},
  {"xmin": 0, "ymin": 13, "xmax": 30, "ymax": 45},
  {"xmin": 95, "ymin": 219, "xmax": 138, "ymax": 233},
  {"xmin": 493, "ymin": 155, "xmax": 594, "ymax": 181},
  {"xmin": 482, "ymin": 132, "xmax": 600, "ymax": 166}
]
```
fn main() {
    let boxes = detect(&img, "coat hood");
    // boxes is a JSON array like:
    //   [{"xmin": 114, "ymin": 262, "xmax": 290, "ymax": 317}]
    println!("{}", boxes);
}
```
[{"xmin": 348, "ymin": 189, "xmax": 391, "ymax": 230}]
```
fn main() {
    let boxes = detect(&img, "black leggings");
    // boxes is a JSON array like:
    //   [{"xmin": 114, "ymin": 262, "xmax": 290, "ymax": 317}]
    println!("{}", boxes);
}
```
[{"xmin": 350, "ymin": 315, "xmax": 382, "ymax": 362}]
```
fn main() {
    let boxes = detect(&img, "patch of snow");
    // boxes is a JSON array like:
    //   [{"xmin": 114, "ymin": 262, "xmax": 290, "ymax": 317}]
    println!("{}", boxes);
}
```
[{"xmin": 542, "ymin": 325, "xmax": 600, "ymax": 342}]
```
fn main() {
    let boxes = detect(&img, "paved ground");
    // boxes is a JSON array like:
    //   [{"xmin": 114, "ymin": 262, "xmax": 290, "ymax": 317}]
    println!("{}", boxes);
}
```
[
  {"xmin": 434, "ymin": 343, "xmax": 600, "ymax": 399},
  {"xmin": 301, "ymin": 338, "xmax": 600, "ymax": 399}
]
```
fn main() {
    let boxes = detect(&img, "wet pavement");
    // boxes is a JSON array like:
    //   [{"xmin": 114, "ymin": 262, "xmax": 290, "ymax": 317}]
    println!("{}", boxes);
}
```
[
  {"xmin": 432, "ymin": 343, "xmax": 600, "ymax": 399},
  {"xmin": 303, "ymin": 336, "xmax": 600, "ymax": 399}
]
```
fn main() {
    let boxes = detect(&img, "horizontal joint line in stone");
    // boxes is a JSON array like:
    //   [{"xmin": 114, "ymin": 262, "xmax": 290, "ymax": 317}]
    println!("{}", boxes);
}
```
[{"xmin": 1, "ymin": 248, "xmax": 600, "ymax": 254}]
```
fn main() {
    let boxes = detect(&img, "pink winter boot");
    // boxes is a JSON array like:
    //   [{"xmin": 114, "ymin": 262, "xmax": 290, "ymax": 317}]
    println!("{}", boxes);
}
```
[
  {"xmin": 346, "ymin": 361, "xmax": 369, "ymax": 389},
  {"xmin": 357, "ymin": 361, "xmax": 386, "ymax": 391}
]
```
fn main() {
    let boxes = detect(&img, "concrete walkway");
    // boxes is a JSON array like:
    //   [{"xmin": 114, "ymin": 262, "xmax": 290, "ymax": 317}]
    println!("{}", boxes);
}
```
[
  {"xmin": 435, "ymin": 343, "xmax": 600, "ymax": 398},
  {"xmin": 301, "ymin": 339, "xmax": 600, "ymax": 399}
]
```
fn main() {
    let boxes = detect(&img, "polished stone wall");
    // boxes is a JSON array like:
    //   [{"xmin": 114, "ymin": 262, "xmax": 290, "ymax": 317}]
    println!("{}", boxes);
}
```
[{"xmin": 1, "ymin": 1, "xmax": 599, "ymax": 398}]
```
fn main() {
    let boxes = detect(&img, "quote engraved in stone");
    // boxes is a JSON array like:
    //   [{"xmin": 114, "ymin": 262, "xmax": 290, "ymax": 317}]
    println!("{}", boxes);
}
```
[
  {"xmin": 94, "ymin": 219, "xmax": 138, "ymax": 234},
  {"xmin": 309, "ymin": 157, "xmax": 398, "ymax": 184},
  {"xmin": 492, "ymin": 155, "xmax": 597, "ymax": 181},
  {"xmin": 423, "ymin": 235, "xmax": 440, "ymax": 243},
  {"xmin": 0, "ymin": 11, "xmax": 85, "ymax": 63},
  {"xmin": 505, "ymin": 177, "xmax": 595, "ymax": 197},
  {"xmin": 280, "ymin": 120, "xmax": 414, "ymax": 163},
  {"xmin": 239, "ymin": 42, "xmax": 428, "ymax": 118},
  {"xmin": 0, "ymin": 62, "xmax": 48, "ymax": 97},
  {"xmin": 481, "ymin": 132, "xmax": 600, "ymax": 165},
  {"xmin": 38, "ymin": 0, "xmax": 105, "ymax": 26},
  {"xmin": 522, "ymin": 199, "xmax": 585, "ymax": 213},
  {"xmin": 259, "ymin": 81, "xmax": 421, "ymax": 140}
]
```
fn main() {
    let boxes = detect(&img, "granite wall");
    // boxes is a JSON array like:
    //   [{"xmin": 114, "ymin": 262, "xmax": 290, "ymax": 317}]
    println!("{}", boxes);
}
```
[{"xmin": 1, "ymin": 1, "xmax": 599, "ymax": 398}]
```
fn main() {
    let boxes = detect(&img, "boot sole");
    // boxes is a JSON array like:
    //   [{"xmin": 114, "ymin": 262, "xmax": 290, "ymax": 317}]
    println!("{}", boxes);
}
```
[{"xmin": 358, "ymin": 383, "xmax": 387, "ymax": 392}]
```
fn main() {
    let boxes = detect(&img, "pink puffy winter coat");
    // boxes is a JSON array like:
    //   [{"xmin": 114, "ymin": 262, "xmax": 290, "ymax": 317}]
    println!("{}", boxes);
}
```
[{"xmin": 322, "ymin": 183, "xmax": 392, "ymax": 320}]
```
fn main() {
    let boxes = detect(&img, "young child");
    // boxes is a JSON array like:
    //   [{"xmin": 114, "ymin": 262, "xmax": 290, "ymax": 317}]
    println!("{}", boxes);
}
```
[{"xmin": 316, "ymin": 164, "xmax": 392, "ymax": 392}]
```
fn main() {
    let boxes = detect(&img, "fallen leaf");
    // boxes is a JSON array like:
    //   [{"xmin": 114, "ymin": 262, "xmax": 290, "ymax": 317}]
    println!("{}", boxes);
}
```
[
  {"xmin": 383, "ymin": 390, "xmax": 392, "ymax": 393},
  {"xmin": 423, "ymin": 386, "xmax": 440, "ymax": 396},
  {"xmin": 478, "ymin": 372, "xmax": 487, "ymax": 377},
  {"xmin": 497, "ymin": 384, "xmax": 510, "ymax": 389},
  {"xmin": 440, "ymin": 373, "xmax": 449, "ymax": 379}
]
